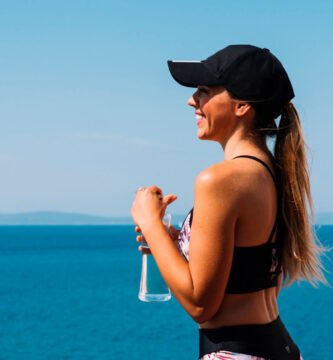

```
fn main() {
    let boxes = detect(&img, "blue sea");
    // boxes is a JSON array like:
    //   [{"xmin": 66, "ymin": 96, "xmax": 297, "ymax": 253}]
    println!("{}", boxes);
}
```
[{"xmin": 0, "ymin": 225, "xmax": 332, "ymax": 359}]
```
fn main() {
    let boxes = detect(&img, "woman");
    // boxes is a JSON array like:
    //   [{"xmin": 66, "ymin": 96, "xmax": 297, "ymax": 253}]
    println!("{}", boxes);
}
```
[{"xmin": 131, "ymin": 45, "xmax": 326, "ymax": 359}]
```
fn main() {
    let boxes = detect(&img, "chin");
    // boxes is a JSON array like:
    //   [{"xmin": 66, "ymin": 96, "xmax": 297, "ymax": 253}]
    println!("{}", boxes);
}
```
[
  {"xmin": 197, "ymin": 132, "xmax": 218, "ymax": 142},
  {"xmin": 197, "ymin": 131, "xmax": 210, "ymax": 141}
]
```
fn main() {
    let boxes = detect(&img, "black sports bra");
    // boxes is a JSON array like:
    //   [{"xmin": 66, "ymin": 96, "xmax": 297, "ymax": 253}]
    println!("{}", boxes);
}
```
[{"xmin": 176, "ymin": 155, "xmax": 282, "ymax": 294}]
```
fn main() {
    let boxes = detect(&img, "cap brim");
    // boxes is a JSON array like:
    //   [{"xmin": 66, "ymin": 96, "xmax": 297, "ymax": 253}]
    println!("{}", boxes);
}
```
[{"xmin": 167, "ymin": 60, "xmax": 220, "ymax": 87}]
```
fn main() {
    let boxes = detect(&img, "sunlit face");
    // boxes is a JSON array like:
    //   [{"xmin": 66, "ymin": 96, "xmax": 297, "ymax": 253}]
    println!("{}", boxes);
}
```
[{"xmin": 187, "ymin": 86, "xmax": 238, "ymax": 142}]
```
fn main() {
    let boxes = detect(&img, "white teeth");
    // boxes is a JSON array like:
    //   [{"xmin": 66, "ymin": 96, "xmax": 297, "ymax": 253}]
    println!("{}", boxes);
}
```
[{"xmin": 196, "ymin": 114, "xmax": 204, "ymax": 120}]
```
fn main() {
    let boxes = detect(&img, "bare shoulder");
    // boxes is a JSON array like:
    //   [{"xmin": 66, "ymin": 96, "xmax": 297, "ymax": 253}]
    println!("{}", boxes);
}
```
[
  {"xmin": 193, "ymin": 159, "xmax": 270, "ymax": 221},
  {"xmin": 195, "ymin": 161, "xmax": 250, "ymax": 197},
  {"xmin": 192, "ymin": 162, "xmax": 247, "ymax": 225}
]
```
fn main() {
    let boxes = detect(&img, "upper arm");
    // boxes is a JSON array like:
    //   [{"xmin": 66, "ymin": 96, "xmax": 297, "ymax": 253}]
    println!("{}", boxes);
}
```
[{"xmin": 188, "ymin": 164, "xmax": 241, "ymax": 321}]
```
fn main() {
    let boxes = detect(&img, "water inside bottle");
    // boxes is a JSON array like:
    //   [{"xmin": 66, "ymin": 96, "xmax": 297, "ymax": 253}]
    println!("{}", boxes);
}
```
[
  {"xmin": 138, "ymin": 213, "xmax": 172, "ymax": 302},
  {"xmin": 139, "ymin": 253, "xmax": 171, "ymax": 302}
]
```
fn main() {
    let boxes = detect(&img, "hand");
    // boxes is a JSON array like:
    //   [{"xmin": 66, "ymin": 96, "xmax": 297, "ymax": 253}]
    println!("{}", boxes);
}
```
[
  {"xmin": 135, "ymin": 224, "xmax": 180, "ymax": 254},
  {"xmin": 131, "ymin": 185, "xmax": 177, "ymax": 232},
  {"xmin": 135, "ymin": 225, "xmax": 152, "ymax": 255}
]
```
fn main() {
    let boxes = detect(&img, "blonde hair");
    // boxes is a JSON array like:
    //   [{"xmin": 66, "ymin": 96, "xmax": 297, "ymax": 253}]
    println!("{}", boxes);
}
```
[{"xmin": 254, "ymin": 103, "xmax": 328, "ymax": 287}]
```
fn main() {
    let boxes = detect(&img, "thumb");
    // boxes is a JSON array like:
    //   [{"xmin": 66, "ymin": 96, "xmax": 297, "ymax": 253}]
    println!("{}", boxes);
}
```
[{"xmin": 162, "ymin": 194, "xmax": 178, "ymax": 207}]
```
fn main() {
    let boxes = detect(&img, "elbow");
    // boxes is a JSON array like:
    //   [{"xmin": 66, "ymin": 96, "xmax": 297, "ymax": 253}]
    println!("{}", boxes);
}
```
[
  {"xmin": 189, "ymin": 305, "xmax": 216, "ymax": 324},
  {"xmin": 184, "ymin": 290, "xmax": 222, "ymax": 324},
  {"xmin": 188, "ymin": 294, "xmax": 223, "ymax": 324}
]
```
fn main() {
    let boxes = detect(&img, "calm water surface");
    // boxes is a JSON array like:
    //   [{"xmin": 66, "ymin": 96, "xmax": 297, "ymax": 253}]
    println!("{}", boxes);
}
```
[{"xmin": 0, "ymin": 225, "xmax": 332, "ymax": 359}]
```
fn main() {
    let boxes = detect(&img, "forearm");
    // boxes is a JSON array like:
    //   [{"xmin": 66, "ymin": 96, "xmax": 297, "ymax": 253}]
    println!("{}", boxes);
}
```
[{"xmin": 142, "ymin": 220, "xmax": 205, "ymax": 322}]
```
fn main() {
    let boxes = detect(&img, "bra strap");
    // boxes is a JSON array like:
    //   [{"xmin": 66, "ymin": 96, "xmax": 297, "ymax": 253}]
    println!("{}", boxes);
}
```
[
  {"xmin": 232, "ymin": 155, "xmax": 277, "ymax": 188},
  {"xmin": 232, "ymin": 155, "xmax": 279, "ymax": 244}
]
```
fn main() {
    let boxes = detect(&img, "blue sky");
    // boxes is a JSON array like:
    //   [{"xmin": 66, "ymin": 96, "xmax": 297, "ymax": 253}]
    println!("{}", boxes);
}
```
[{"xmin": 0, "ymin": 0, "xmax": 332, "ymax": 217}]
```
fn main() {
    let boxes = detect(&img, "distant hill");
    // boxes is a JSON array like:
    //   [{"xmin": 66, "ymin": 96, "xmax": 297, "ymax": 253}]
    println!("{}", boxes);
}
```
[
  {"xmin": 0, "ymin": 211, "xmax": 330, "ymax": 226},
  {"xmin": 0, "ymin": 211, "xmax": 131, "ymax": 225},
  {"xmin": 0, "ymin": 211, "xmax": 187, "ymax": 226}
]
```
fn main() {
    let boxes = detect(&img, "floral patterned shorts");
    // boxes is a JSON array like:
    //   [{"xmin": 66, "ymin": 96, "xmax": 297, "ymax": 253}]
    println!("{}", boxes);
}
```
[{"xmin": 199, "ymin": 350, "xmax": 304, "ymax": 359}]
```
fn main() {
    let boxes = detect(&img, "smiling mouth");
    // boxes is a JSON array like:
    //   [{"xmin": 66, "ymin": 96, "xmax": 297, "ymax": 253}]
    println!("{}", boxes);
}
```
[{"xmin": 196, "ymin": 112, "xmax": 205, "ymax": 125}]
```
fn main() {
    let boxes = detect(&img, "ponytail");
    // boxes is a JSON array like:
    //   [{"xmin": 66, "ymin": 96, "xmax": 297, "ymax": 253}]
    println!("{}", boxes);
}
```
[{"xmin": 275, "ymin": 103, "xmax": 327, "ymax": 286}]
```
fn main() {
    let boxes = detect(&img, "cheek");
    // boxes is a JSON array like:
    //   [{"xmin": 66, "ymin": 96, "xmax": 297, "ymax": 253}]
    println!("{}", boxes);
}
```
[
  {"xmin": 213, "ymin": 99, "xmax": 233, "ymax": 119},
  {"xmin": 208, "ymin": 106, "xmax": 232, "ymax": 133}
]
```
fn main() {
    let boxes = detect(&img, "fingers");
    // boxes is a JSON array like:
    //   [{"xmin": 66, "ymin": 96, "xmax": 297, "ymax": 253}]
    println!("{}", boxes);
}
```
[
  {"xmin": 140, "ymin": 185, "xmax": 163, "ymax": 198},
  {"xmin": 162, "ymin": 194, "xmax": 178, "ymax": 207},
  {"xmin": 135, "ymin": 225, "xmax": 141, "ymax": 233},
  {"xmin": 148, "ymin": 185, "xmax": 163, "ymax": 194},
  {"xmin": 134, "ymin": 185, "xmax": 163, "ymax": 201},
  {"xmin": 135, "ymin": 187, "xmax": 146, "ymax": 194},
  {"xmin": 135, "ymin": 186, "xmax": 176, "ymax": 203},
  {"xmin": 135, "ymin": 230, "xmax": 149, "ymax": 252},
  {"xmin": 138, "ymin": 246, "xmax": 152, "ymax": 255},
  {"xmin": 136, "ymin": 185, "xmax": 162, "ymax": 194},
  {"xmin": 136, "ymin": 234, "xmax": 143, "ymax": 242}
]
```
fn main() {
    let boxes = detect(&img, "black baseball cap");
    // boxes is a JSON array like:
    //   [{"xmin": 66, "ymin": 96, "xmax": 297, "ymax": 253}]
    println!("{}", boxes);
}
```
[{"xmin": 167, "ymin": 45, "xmax": 294, "ymax": 118}]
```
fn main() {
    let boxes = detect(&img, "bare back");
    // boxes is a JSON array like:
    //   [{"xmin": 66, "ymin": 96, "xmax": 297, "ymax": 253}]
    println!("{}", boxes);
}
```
[
  {"xmin": 197, "ymin": 153, "xmax": 281, "ymax": 328},
  {"xmin": 172, "ymin": 150, "xmax": 281, "ymax": 328}
]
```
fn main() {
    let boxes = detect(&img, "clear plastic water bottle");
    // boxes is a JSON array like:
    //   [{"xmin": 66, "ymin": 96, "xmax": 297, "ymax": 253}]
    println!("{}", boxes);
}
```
[{"xmin": 138, "ymin": 213, "xmax": 172, "ymax": 302}]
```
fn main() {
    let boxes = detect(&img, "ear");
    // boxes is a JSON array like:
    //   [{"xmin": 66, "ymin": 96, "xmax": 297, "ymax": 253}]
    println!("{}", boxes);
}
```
[{"xmin": 234, "ymin": 102, "xmax": 253, "ymax": 117}]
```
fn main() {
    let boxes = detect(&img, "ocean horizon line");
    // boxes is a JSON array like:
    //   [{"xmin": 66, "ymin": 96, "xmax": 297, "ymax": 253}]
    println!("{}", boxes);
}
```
[
  {"xmin": 0, "ymin": 211, "xmax": 187, "ymax": 226},
  {"xmin": 0, "ymin": 210, "xmax": 332, "ymax": 226}
]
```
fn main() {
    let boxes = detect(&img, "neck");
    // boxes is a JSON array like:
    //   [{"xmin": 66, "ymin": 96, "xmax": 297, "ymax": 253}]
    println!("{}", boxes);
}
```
[{"xmin": 221, "ymin": 128, "xmax": 270, "ymax": 161}]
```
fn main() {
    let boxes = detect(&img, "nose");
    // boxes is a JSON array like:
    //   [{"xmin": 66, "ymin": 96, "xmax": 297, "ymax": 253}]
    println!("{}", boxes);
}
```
[{"xmin": 187, "ymin": 90, "xmax": 199, "ymax": 108}]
